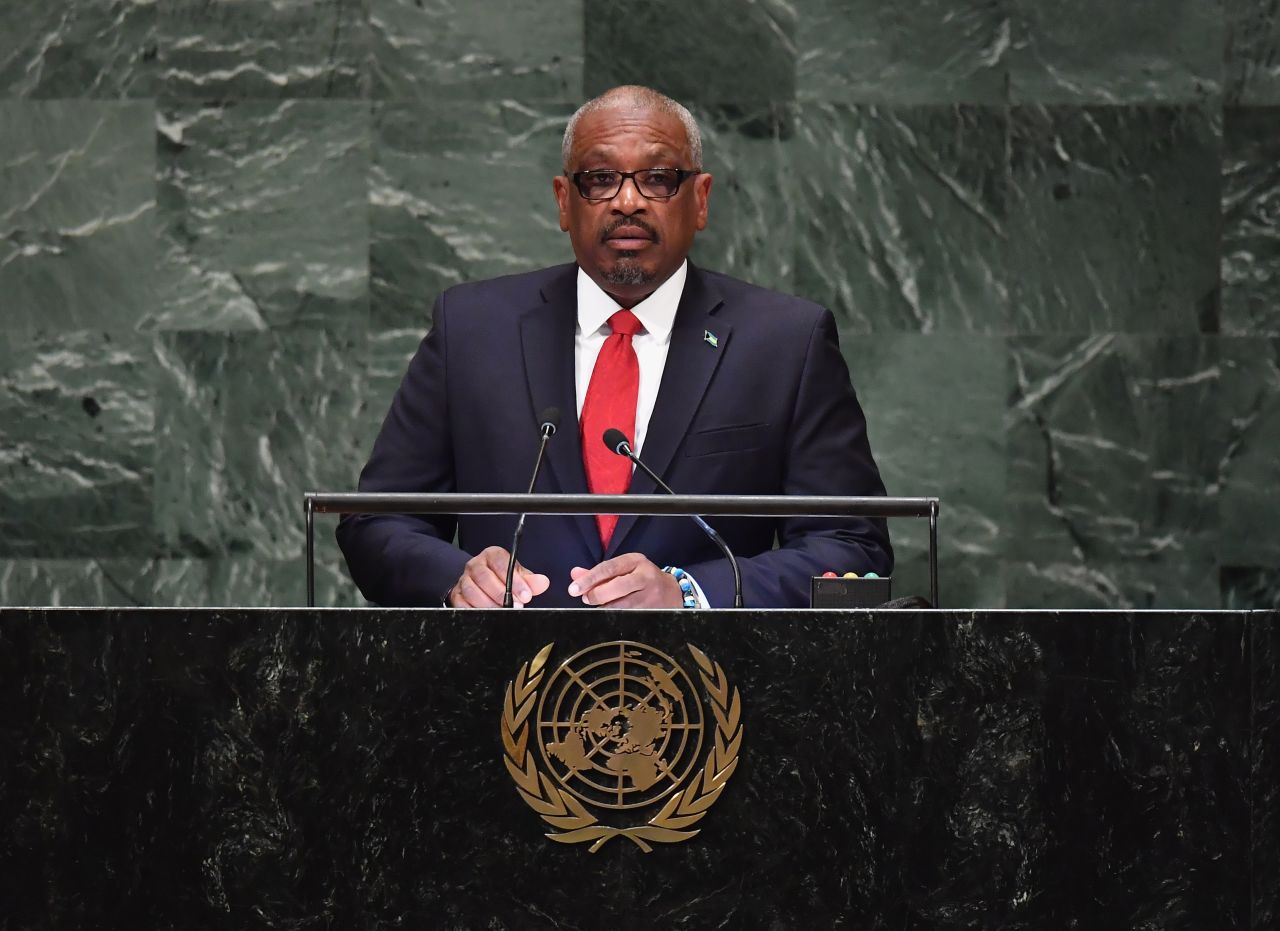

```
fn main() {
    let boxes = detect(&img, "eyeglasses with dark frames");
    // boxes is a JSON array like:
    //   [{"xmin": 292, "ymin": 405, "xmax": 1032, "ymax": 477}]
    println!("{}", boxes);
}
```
[{"xmin": 566, "ymin": 168, "xmax": 702, "ymax": 202}]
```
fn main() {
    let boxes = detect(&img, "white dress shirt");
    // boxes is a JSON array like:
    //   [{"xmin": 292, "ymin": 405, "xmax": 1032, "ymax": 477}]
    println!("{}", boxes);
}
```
[
  {"xmin": 576, "ymin": 262, "xmax": 716, "ymax": 607},
  {"xmin": 574, "ymin": 259, "xmax": 686, "ymax": 455},
  {"xmin": 572, "ymin": 260, "xmax": 709, "ymax": 606}
]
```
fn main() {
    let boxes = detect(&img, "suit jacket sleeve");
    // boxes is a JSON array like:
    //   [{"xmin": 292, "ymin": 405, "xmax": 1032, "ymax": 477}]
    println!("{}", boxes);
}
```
[
  {"xmin": 335, "ymin": 292, "xmax": 470, "ymax": 605},
  {"xmin": 682, "ymin": 308, "xmax": 893, "ymax": 607}
]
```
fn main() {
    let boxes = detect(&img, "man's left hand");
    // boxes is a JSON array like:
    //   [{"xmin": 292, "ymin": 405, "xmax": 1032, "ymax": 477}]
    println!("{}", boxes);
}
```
[{"xmin": 568, "ymin": 554, "xmax": 682, "ymax": 608}]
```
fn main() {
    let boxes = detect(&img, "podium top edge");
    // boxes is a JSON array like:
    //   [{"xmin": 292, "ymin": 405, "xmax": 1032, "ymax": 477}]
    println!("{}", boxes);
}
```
[{"xmin": 303, "ymin": 492, "xmax": 939, "ymax": 519}]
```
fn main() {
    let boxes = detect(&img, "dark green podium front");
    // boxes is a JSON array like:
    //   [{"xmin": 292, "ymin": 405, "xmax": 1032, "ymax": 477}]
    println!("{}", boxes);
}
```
[{"xmin": 2, "ymin": 608, "xmax": 1276, "ymax": 929}]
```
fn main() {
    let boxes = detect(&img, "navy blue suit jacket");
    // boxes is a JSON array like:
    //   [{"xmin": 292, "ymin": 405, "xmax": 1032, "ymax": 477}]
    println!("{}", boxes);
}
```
[{"xmin": 336, "ymin": 262, "xmax": 893, "ymax": 608}]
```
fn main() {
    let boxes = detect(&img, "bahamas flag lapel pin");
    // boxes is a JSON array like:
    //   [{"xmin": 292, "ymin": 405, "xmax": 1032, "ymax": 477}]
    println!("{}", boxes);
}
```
[{"xmin": 703, "ymin": 329, "xmax": 719, "ymax": 348}]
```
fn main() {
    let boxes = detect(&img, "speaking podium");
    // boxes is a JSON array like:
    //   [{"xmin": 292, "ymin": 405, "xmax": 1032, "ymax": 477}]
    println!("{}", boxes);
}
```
[
  {"xmin": 3, "ymin": 495, "xmax": 1276, "ymax": 926},
  {"xmin": 303, "ymin": 491, "xmax": 942, "ymax": 607},
  {"xmin": 2, "ymin": 604, "xmax": 1276, "ymax": 927}
]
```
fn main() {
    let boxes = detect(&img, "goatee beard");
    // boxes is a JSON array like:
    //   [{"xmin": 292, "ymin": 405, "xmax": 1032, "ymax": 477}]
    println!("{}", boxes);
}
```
[{"xmin": 602, "ymin": 256, "xmax": 656, "ymax": 287}]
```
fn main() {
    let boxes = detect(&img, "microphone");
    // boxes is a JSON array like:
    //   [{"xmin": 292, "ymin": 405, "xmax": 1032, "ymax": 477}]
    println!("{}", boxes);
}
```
[
  {"xmin": 602, "ymin": 428, "xmax": 744, "ymax": 608},
  {"xmin": 503, "ymin": 406, "xmax": 560, "ymax": 608}
]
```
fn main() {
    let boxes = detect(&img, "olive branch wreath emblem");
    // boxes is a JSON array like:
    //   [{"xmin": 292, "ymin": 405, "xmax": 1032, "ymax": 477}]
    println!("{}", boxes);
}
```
[{"xmin": 500, "ymin": 642, "xmax": 742, "ymax": 853}]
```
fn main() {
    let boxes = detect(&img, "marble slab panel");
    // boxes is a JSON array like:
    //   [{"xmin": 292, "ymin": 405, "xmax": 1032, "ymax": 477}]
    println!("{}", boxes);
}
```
[
  {"xmin": 0, "ymin": 101, "xmax": 157, "ymax": 341},
  {"xmin": 1025, "ymin": 611, "xmax": 1251, "ymax": 927},
  {"xmin": 208, "ymin": 555, "xmax": 359, "ymax": 608},
  {"xmin": 0, "ymin": 330, "xmax": 156, "ymax": 559},
  {"xmin": 1219, "ymin": 339, "xmax": 1280, "ymax": 568},
  {"xmin": 1007, "ymin": 106, "xmax": 1221, "ymax": 334},
  {"xmin": 584, "ymin": 0, "xmax": 796, "ymax": 106},
  {"xmin": 793, "ymin": 104, "xmax": 1007, "ymax": 333},
  {"xmin": 687, "ymin": 104, "xmax": 796, "ymax": 295},
  {"xmin": 1222, "ymin": 107, "xmax": 1280, "ymax": 335},
  {"xmin": 851, "ymin": 332, "xmax": 1007, "ymax": 608},
  {"xmin": 370, "ymin": 0, "xmax": 582, "ymax": 101},
  {"xmin": 370, "ymin": 100, "xmax": 573, "ymax": 332},
  {"xmin": 0, "ymin": 559, "xmax": 208, "ymax": 607},
  {"xmin": 1255, "ymin": 609, "xmax": 1279, "ymax": 929},
  {"xmin": 796, "ymin": 0, "xmax": 1009, "ymax": 104},
  {"xmin": 1223, "ymin": 567, "xmax": 1280, "ymax": 610},
  {"xmin": 1006, "ymin": 0, "xmax": 1223, "ymax": 103},
  {"xmin": 159, "ymin": 0, "xmax": 368, "ymax": 98},
  {"xmin": 1005, "ymin": 336, "xmax": 1224, "ymax": 608},
  {"xmin": 0, "ymin": 0, "xmax": 156, "ymax": 97},
  {"xmin": 153, "ymin": 328, "xmax": 375, "ymax": 564},
  {"xmin": 1226, "ymin": 0, "xmax": 1280, "ymax": 104},
  {"xmin": 894, "ymin": 611, "xmax": 1249, "ymax": 926},
  {"xmin": 303, "ymin": 327, "xmax": 424, "ymax": 609},
  {"xmin": 355, "ymin": 326, "xmax": 427, "ymax": 433},
  {"xmin": 0, "ymin": 556, "xmax": 357, "ymax": 609},
  {"xmin": 153, "ymin": 100, "xmax": 369, "ymax": 332},
  {"xmin": 0, "ymin": 609, "xmax": 1254, "ymax": 926},
  {"xmin": 356, "ymin": 326, "xmax": 428, "ymax": 428}
]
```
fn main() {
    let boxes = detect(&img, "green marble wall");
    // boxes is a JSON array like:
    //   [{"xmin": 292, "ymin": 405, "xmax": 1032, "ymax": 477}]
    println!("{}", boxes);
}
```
[{"xmin": 1, "ymin": 1, "xmax": 1277, "ymax": 609}]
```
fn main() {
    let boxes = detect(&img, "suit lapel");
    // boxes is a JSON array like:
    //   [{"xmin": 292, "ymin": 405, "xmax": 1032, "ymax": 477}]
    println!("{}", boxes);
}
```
[
  {"xmin": 520, "ymin": 265, "xmax": 600, "ymax": 558},
  {"xmin": 607, "ymin": 264, "xmax": 729, "ymax": 557}
]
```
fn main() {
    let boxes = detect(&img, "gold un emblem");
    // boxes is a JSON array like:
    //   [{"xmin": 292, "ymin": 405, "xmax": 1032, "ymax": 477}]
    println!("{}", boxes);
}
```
[{"xmin": 501, "ymin": 641, "xmax": 742, "ymax": 852}]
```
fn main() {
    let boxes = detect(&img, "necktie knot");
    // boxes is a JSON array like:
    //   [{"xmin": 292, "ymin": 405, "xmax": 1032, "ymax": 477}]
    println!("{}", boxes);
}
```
[{"xmin": 608, "ymin": 309, "xmax": 643, "ymax": 338}]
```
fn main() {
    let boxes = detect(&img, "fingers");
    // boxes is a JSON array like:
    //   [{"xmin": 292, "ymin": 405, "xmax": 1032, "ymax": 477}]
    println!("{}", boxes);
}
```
[
  {"xmin": 503, "ymin": 552, "xmax": 550, "ymax": 605},
  {"xmin": 577, "ymin": 570, "xmax": 646, "ymax": 607},
  {"xmin": 450, "ymin": 547, "xmax": 553, "ymax": 608},
  {"xmin": 449, "ymin": 547, "xmax": 514, "ymax": 608},
  {"xmin": 519, "ymin": 570, "xmax": 551, "ymax": 598},
  {"xmin": 567, "ymin": 555, "xmax": 640, "ymax": 604},
  {"xmin": 591, "ymin": 590, "xmax": 661, "ymax": 609},
  {"xmin": 451, "ymin": 552, "xmax": 506, "ymax": 609},
  {"xmin": 568, "ymin": 554, "xmax": 679, "ymax": 608},
  {"xmin": 451, "ymin": 549, "xmax": 672, "ymax": 609}
]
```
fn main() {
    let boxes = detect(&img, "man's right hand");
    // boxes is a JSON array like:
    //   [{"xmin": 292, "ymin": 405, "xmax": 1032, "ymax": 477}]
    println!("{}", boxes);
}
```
[{"xmin": 448, "ymin": 546, "xmax": 551, "ymax": 608}]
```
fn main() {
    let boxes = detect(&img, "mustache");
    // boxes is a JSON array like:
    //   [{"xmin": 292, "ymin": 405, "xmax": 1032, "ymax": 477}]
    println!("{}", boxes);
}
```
[{"xmin": 599, "ymin": 216, "xmax": 659, "ymax": 243}]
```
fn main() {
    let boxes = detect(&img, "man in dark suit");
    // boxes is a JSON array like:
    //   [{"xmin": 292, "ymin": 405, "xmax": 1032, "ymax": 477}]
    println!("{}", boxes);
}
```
[{"xmin": 337, "ymin": 86, "xmax": 892, "ymax": 609}]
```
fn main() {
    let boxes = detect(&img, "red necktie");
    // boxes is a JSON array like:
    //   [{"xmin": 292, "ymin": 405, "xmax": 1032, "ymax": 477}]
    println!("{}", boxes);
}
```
[{"xmin": 581, "ymin": 309, "xmax": 643, "ymax": 548}]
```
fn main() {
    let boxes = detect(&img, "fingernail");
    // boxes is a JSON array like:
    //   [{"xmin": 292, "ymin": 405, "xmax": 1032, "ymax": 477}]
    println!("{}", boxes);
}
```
[
  {"xmin": 514, "ymin": 600, "xmax": 524, "ymax": 610},
  {"xmin": 568, "ymin": 583, "xmax": 580, "ymax": 596}
]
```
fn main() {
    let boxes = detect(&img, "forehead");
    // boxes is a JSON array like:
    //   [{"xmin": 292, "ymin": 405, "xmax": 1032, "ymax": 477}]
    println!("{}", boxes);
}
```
[{"xmin": 568, "ymin": 106, "xmax": 692, "ymax": 167}]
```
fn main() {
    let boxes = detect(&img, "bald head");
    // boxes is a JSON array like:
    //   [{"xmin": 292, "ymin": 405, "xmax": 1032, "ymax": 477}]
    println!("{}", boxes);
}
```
[{"xmin": 562, "ymin": 85, "xmax": 703, "ymax": 172}]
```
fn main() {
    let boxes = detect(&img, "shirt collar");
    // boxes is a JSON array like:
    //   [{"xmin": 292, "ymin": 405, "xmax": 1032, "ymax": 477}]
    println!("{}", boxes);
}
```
[{"xmin": 576, "ymin": 260, "xmax": 688, "ymax": 339}]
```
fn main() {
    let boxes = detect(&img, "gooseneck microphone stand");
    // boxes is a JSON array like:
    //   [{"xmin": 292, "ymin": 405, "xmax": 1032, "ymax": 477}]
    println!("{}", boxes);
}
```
[
  {"xmin": 603, "ymin": 428, "xmax": 744, "ymax": 608},
  {"xmin": 503, "ymin": 409, "xmax": 560, "ymax": 608}
]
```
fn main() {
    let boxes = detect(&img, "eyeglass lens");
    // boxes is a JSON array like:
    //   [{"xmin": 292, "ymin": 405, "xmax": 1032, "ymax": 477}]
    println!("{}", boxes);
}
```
[{"xmin": 576, "ymin": 170, "xmax": 684, "ymax": 200}]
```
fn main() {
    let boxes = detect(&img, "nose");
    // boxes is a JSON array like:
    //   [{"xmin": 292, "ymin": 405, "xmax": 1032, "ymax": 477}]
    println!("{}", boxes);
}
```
[{"xmin": 611, "ymin": 174, "xmax": 647, "ymax": 213}]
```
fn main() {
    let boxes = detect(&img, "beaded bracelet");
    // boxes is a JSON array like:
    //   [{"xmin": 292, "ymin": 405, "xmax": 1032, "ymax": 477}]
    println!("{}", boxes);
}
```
[{"xmin": 662, "ymin": 566, "xmax": 699, "ymax": 609}]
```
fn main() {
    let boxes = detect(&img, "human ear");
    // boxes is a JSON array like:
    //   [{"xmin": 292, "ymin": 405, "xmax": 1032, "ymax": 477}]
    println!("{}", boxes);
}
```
[{"xmin": 553, "ymin": 174, "xmax": 572, "ymax": 232}]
